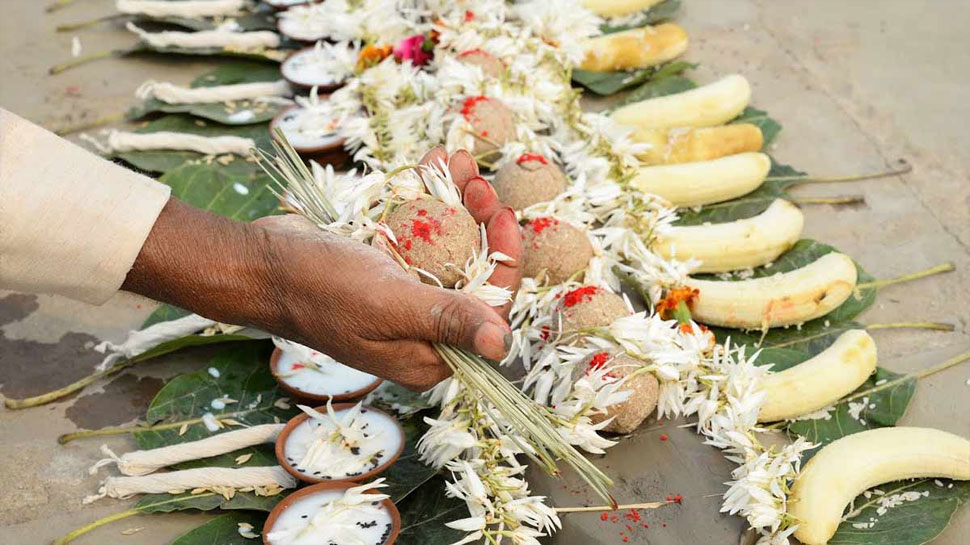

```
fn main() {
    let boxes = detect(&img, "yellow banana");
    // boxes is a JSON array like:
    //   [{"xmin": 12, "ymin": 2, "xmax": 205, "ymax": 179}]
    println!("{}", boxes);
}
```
[
  {"xmin": 632, "ymin": 123, "xmax": 764, "ymax": 165},
  {"xmin": 790, "ymin": 427, "xmax": 970, "ymax": 545},
  {"xmin": 579, "ymin": 23, "xmax": 688, "ymax": 72},
  {"xmin": 653, "ymin": 199, "xmax": 803, "ymax": 273},
  {"xmin": 631, "ymin": 152, "xmax": 771, "ymax": 207},
  {"xmin": 582, "ymin": 0, "xmax": 664, "ymax": 17},
  {"xmin": 757, "ymin": 329, "xmax": 876, "ymax": 422},
  {"xmin": 685, "ymin": 252, "xmax": 857, "ymax": 329},
  {"xmin": 612, "ymin": 74, "xmax": 751, "ymax": 129}
]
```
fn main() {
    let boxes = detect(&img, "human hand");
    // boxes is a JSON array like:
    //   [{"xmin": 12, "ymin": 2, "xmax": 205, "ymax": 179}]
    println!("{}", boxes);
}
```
[{"xmin": 123, "ymin": 148, "xmax": 522, "ymax": 391}]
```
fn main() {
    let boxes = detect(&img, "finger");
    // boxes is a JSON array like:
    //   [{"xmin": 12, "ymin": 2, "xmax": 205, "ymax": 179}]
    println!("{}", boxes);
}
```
[
  {"xmin": 462, "ymin": 176, "xmax": 502, "ymax": 224},
  {"xmin": 485, "ymin": 207, "xmax": 522, "ymax": 317},
  {"xmin": 447, "ymin": 149, "xmax": 479, "ymax": 192},
  {"xmin": 419, "ymin": 145, "xmax": 447, "ymax": 169},
  {"xmin": 372, "ymin": 340, "xmax": 452, "ymax": 392},
  {"xmin": 397, "ymin": 284, "xmax": 511, "ymax": 361}
]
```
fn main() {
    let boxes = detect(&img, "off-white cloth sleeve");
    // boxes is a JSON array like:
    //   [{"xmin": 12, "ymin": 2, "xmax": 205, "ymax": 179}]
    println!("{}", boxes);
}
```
[{"xmin": 0, "ymin": 108, "xmax": 171, "ymax": 304}]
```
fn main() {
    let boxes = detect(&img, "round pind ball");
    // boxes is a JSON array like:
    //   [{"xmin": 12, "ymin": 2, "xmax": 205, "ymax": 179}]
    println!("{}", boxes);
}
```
[
  {"xmin": 384, "ymin": 199, "xmax": 481, "ymax": 288},
  {"xmin": 576, "ymin": 351, "xmax": 660, "ymax": 434},
  {"xmin": 458, "ymin": 49, "xmax": 505, "ymax": 77},
  {"xmin": 458, "ymin": 96, "xmax": 516, "ymax": 158},
  {"xmin": 493, "ymin": 154, "xmax": 569, "ymax": 210},
  {"xmin": 521, "ymin": 217, "xmax": 593, "ymax": 284},
  {"xmin": 557, "ymin": 286, "xmax": 630, "ymax": 332}
]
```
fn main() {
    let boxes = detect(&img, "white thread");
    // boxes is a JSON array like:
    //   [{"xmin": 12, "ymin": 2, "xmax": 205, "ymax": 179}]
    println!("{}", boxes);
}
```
[
  {"xmin": 90, "ymin": 424, "xmax": 284, "ymax": 476},
  {"xmin": 83, "ymin": 466, "xmax": 297, "ymax": 503},
  {"xmin": 135, "ymin": 80, "xmax": 293, "ymax": 104},
  {"xmin": 116, "ymin": 0, "xmax": 247, "ymax": 18},
  {"xmin": 100, "ymin": 131, "xmax": 256, "ymax": 156},
  {"xmin": 94, "ymin": 314, "xmax": 217, "ymax": 371},
  {"xmin": 126, "ymin": 22, "xmax": 281, "ymax": 50}
]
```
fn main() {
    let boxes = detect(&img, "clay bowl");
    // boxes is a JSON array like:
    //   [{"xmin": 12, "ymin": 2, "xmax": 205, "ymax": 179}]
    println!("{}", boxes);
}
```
[
  {"xmin": 269, "ymin": 104, "xmax": 350, "ymax": 168},
  {"xmin": 265, "ymin": 0, "xmax": 318, "ymax": 10},
  {"xmin": 269, "ymin": 347, "xmax": 383, "ymax": 403},
  {"xmin": 263, "ymin": 480, "xmax": 401, "ymax": 545},
  {"xmin": 280, "ymin": 45, "xmax": 350, "ymax": 93},
  {"xmin": 277, "ymin": 16, "xmax": 329, "ymax": 45},
  {"xmin": 275, "ymin": 402, "xmax": 405, "ymax": 485}
]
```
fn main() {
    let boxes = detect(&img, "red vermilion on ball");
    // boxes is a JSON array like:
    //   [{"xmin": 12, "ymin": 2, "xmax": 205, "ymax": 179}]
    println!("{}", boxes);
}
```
[
  {"xmin": 516, "ymin": 152, "xmax": 548, "ymax": 165},
  {"xmin": 460, "ymin": 96, "xmax": 489, "ymax": 121},
  {"xmin": 409, "ymin": 217, "xmax": 441, "ymax": 244},
  {"xmin": 527, "ymin": 217, "xmax": 559, "ymax": 234},
  {"xmin": 562, "ymin": 285, "xmax": 601, "ymax": 307}
]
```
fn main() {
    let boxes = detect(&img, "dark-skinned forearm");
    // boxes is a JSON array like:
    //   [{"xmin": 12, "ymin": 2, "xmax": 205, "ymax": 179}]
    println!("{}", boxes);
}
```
[{"xmin": 121, "ymin": 198, "xmax": 279, "ymax": 328}]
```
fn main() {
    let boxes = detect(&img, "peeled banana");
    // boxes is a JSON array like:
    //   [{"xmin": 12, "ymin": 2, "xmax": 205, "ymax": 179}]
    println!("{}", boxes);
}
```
[
  {"xmin": 631, "ymin": 152, "xmax": 771, "ymax": 207},
  {"xmin": 582, "ymin": 0, "xmax": 664, "ymax": 17},
  {"xmin": 757, "ymin": 329, "xmax": 876, "ymax": 422},
  {"xmin": 653, "ymin": 199, "xmax": 803, "ymax": 273},
  {"xmin": 612, "ymin": 74, "xmax": 750, "ymax": 130},
  {"xmin": 684, "ymin": 252, "xmax": 857, "ymax": 329},
  {"xmin": 790, "ymin": 427, "xmax": 970, "ymax": 545},
  {"xmin": 579, "ymin": 23, "xmax": 688, "ymax": 72},
  {"xmin": 632, "ymin": 123, "xmax": 764, "ymax": 165}
]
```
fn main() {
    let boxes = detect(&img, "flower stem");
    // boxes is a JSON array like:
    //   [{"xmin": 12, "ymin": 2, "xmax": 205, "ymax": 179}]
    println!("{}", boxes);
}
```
[
  {"xmin": 791, "ymin": 195, "xmax": 866, "ymax": 206},
  {"xmin": 57, "ymin": 409, "xmax": 258, "ymax": 444},
  {"xmin": 54, "ymin": 112, "xmax": 126, "ymax": 136},
  {"xmin": 49, "ymin": 49, "xmax": 124, "ymax": 75},
  {"xmin": 768, "ymin": 159, "xmax": 912, "ymax": 184},
  {"xmin": 841, "ymin": 351, "xmax": 969, "ymax": 403},
  {"xmin": 857, "ymin": 262, "xmax": 955, "ymax": 290},
  {"xmin": 52, "ymin": 509, "xmax": 140, "ymax": 545},
  {"xmin": 865, "ymin": 322, "xmax": 954, "ymax": 332},
  {"xmin": 45, "ymin": 0, "xmax": 84, "ymax": 12},
  {"xmin": 56, "ymin": 13, "xmax": 124, "ymax": 32},
  {"xmin": 555, "ymin": 501, "xmax": 670, "ymax": 514}
]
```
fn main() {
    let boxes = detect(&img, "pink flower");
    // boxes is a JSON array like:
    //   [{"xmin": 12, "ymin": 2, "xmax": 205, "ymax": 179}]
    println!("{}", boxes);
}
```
[{"xmin": 393, "ymin": 34, "xmax": 433, "ymax": 66}]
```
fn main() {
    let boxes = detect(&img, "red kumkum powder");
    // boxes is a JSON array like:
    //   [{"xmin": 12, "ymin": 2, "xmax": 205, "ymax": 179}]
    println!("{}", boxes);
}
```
[
  {"xmin": 460, "ymin": 96, "xmax": 488, "ymax": 121},
  {"xmin": 516, "ymin": 152, "xmax": 548, "ymax": 165},
  {"xmin": 587, "ymin": 351, "xmax": 610, "ymax": 372},
  {"xmin": 527, "ymin": 217, "xmax": 558, "ymax": 234},
  {"xmin": 409, "ymin": 216, "xmax": 441, "ymax": 244},
  {"xmin": 561, "ymin": 286, "xmax": 601, "ymax": 307}
]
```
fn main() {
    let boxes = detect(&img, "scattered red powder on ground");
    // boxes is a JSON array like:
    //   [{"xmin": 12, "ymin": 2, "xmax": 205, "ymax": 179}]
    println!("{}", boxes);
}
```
[
  {"xmin": 601, "ymin": 513, "xmax": 609, "ymax": 521},
  {"xmin": 527, "ymin": 217, "xmax": 558, "ymax": 234},
  {"xmin": 624, "ymin": 509, "xmax": 641, "ymax": 523},
  {"xmin": 662, "ymin": 523, "xmax": 667, "ymax": 528},
  {"xmin": 665, "ymin": 494, "xmax": 683, "ymax": 504},
  {"xmin": 562, "ymin": 286, "xmax": 600, "ymax": 307},
  {"xmin": 460, "ymin": 96, "xmax": 488, "ymax": 121},
  {"xmin": 660, "ymin": 434, "xmax": 669, "ymax": 442},
  {"xmin": 516, "ymin": 152, "xmax": 548, "ymax": 165}
]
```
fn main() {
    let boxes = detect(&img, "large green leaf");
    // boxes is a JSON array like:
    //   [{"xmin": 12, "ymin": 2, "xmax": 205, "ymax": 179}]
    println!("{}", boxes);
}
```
[
  {"xmin": 830, "ymin": 479, "xmax": 970, "ymax": 545},
  {"xmin": 115, "ymin": 113, "xmax": 271, "ymax": 173},
  {"xmin": 381, "ymin": 417, "xmax": 439, "ymax": 503},
  {"xmin": 717, "ymin": 319, "xmax": 864, "ymax": 358},
  {"xmin": 132, "ymin": 41, "xmax": 288, "ymax": 62},
  {"xmin": 396, "ymin": 475, "xmax": 467, "ymax": 545},
  {"xmin": 613, "ymin": 73, "xmax": 696, "ymax": 108},
  {"xmin": 160, "ymin": 161, "xmax": 279, "ymax": 220},
  {"xmin": 145, "ymin": 9, "xmax": 279, "ymax": 32},
  {"xmin": 734, "ymin": 106, "xmax": 782, "ymax": 147},
  {"xmin": 135, "ymin": 487, "xmax": 284, "ymax": 514},
  {"xmin": 171, "ymin": 512, "xmax": 268, "ymax": 545},
  {"xmin": 786, "ymin": 367, "xmax": 916, "ymax": 447},
  {"xmin": 599, "ymin": 0, "xmax": 682, "ymax": 34},
  {"xmin": 135, "ymin": 342, "xmax": 297, "ymax": 469},
  {"xmin": 142, "ymin": 304, "xmax": 193, "ymax": 328},
  {"xmin": 701, "ymin": 239, "xmax": 877, "ymax": 324},
  {"xmin": 128, "ymin": 62, "xmax": 289, "ymax": 125},
  {"xmin": 572, "ymin": 60, "xmax": 694, "ymax": 96}
]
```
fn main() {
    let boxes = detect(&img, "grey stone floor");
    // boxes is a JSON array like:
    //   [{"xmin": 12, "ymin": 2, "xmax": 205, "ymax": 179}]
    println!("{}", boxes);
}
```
[{"xmin": 1, "ymin": 1, "xmax": 968, "ymax": 544}]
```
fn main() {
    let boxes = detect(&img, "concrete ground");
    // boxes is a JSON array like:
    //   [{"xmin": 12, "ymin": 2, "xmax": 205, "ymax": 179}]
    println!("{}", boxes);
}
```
[{"xmin": 1, "ymin": 0, "xmax": 968, "ymax": 544}]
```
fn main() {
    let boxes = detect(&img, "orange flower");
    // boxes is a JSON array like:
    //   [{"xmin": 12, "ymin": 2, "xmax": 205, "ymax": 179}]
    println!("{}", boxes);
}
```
[
  {"xmin": 656, "ymin": 287, "xmax": 699, "ymax": 320},
  {"xmin": 356, "ymin": 44, "xmax": 392, "ymax": 71}
]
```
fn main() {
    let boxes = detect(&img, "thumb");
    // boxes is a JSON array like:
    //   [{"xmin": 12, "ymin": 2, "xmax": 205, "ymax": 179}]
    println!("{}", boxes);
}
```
[{"xmin": 401, "ymin": 285, "xmax": 512, "ymax": 361}]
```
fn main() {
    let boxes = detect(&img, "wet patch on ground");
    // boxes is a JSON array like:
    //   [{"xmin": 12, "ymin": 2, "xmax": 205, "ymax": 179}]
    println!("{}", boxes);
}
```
[
  {"xmin": 0, "ymin": 294, "xmax": 102, "ymax": 399},
  {"xmin": 63, "ymin": 374, "xmax": 164, "ymax": 430}
]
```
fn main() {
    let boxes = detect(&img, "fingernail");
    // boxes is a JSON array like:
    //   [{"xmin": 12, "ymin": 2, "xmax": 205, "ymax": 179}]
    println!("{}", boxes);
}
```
[{"xmin": 474, "ymin": 322, "xmax": 511, "ymax": 361}]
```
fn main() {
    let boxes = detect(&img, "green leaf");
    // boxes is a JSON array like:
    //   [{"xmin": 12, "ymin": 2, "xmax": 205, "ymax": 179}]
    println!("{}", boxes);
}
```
[
  {"xmin": 135, "ymin": 488, "xmax": 284, "ymax": 514},
  {"xmin": 716, "ymin": 319, "xmax": 864, "ymax": 358},
  {"xmin": 191, "ymin": 62, "xmax": 285, "ymax": 87},
  {"xmin": 613, "ymin": 73, "xmax": 696, "ymax": 108},
  {"xmin": 572, "ymin": 60, "xmax": 694, "ymax": 96},
  {"xmin": 396, "ymin": 475, "xmax": 467, "ymax": 545},
  {"xmin": 381, "ymin": 417, "xmax": 440, "ymax": 504},
  {"xmin": 733, "ymin": 106, "xmax": 783, "ymax": 147},
  {"xmin": 599, "ymin": 0, "xmax": 682, "ymax": 34},
  {"xmin": 830, "ymin": 479, "xmax": 970, "ymax": 545},
  {"xmin": 135, "ymin": 342, "xmax": 297, "ymax": 469},
  {"xmin": 144, "ymin": 9, "xmax": 279, "ymax": 32},
  {"xmin": 132, "ymin": 41, "xmax": 287, "ymax": 63},
  {"xmin": 142, "ymin": 304, "xmax": 192, "ymax": 328},
  {"xmin": 171, "ymin": 512, "xmax": 268, "ymax": 545},
  {"xmin": 160, "ymin": 161, "xmax": 279, "ymax": 221},
  {"xmin": 786, "ymin": 367, "xmax": 915, "ymax": 447},
  {"xmin": 700, "ymin": 239, "xmax": 877, "ymax": 325},
  {"xmin": 115, "ymin": 113, "xmax": 272, "ymax": 174}
]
